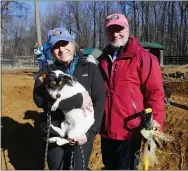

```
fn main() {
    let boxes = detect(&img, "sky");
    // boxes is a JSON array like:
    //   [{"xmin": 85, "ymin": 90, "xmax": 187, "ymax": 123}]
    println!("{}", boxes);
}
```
[{"xmin": 21, "ymin": 1, "xmax": 54, "ymax": 14}]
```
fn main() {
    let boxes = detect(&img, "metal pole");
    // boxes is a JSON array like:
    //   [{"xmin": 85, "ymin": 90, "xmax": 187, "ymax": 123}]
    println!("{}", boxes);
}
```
[{"xmin": 34, "ymin": 0, "xmax": 42, "ymax": 45}]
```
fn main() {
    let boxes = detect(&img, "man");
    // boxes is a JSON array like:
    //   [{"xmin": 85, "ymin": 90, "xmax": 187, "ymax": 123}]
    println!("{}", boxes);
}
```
[
  {"xmin": 79, "ymin": 46, "xmax": 84, "ymax": 58},
  {"xmin": 98, "ymin": 13, "xmax": 165, "ymax": 170}
]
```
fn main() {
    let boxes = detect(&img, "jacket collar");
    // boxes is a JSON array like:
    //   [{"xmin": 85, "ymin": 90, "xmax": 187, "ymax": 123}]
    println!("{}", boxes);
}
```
[
  {"xmin": 50, "ymin": 58, "xmax": 87, "ymax": 71},
  {"xmin": 101, "ymin": 36, "xmax": 143, "ymax": 59}
]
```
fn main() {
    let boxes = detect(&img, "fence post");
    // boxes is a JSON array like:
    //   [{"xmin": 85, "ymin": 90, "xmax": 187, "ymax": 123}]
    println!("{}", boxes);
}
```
[
  {"xmin": 12, "ymin": 55, "xmax": 14, "ymax": 68},
  {"xmin": 34, "ymin": 55, "xmax": 36, "ymax": 68},
  {"xmin": 160, "ymin": 50, "xmax": 164, "ymax": 66}
]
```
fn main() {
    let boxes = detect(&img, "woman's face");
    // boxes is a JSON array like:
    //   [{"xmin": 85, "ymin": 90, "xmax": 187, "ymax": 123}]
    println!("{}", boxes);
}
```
[{"xmin": 52, "ymin": 40, "xmax": 75, "ymax": 63}]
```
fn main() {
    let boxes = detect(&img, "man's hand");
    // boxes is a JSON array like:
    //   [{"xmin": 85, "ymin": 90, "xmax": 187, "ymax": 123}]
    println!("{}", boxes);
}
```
[{"xmin": 81, "ymin": 91, "xmax": 93, "ymax": 117}]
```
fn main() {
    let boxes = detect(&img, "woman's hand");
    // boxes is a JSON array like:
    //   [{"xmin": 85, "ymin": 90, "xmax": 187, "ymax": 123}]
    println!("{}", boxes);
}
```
[
  {"xmin": 81, "ymin": 91, "xmax": 93, "ymax": 117},
  {"xmin": 69, "ymin": 134, "xmax": 88, "ymax": 145}
]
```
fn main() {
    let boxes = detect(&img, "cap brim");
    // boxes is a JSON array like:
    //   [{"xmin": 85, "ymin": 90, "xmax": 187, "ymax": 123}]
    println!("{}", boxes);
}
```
[
  {"xmin": 105, "ymin": 21, "xmax": 127, "ymax": 28},
  {"xmin": 49, "ymin": 36, "xmax": 72, "ymax": 48}
]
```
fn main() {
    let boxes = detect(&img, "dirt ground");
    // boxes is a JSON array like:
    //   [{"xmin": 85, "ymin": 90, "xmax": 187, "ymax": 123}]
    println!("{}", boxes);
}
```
[{"xmin": 1, "ymin": 66, "xmax": 188, "ymax": 170}]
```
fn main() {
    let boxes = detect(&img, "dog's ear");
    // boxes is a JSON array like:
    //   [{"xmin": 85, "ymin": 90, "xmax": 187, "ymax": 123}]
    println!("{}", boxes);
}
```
[
  {"xmin": 64, "ymin": 75, "xmax": 73, "ymax": 82},
  {"xmin": 38, "ymin": 73, "xmax": 47, "ymax": 82},
  {"xmin": 64, "ymin": 75, "xmax": 75, "ymax": 86}
]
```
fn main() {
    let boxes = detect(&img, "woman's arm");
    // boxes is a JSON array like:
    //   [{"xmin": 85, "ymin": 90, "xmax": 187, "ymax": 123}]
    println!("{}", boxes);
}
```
[
  {"xmin": 86, "ymin": 63, "xmax": 106, "ymax": 141},
  {"xmin": 58, "ymin": 93, "xmax": 83, "ymax": 110}
]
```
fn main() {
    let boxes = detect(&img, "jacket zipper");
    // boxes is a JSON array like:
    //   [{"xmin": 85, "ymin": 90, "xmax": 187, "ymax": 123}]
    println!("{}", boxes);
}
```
[
  {"xmin": 108, "ymin": 54, "xmax": 113, "ymax": 62},
  {"xmin": 114, "ymin": 63, "xmax": 118, "ymax": 72},
  {"xmin": 130, "ymin": 88, "xmax": 137, "ymax": 113}
]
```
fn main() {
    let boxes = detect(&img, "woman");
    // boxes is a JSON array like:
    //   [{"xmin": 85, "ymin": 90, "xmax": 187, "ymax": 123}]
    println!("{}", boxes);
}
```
[
  {"xmin": 33, "ymin": 28, "xmax": 105, "ymax": 170},
  {"xmin": 34, "ymin": 42, "xmax": 46, "ymax": 69}
]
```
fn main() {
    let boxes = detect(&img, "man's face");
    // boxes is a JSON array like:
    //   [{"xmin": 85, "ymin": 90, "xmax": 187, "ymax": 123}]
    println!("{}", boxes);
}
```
[
  {"xmin": 106, "ymin": 25, "xmax": 129, "ymax": 48},
  {"xmin": 52, "ymin": 40, "xmax": 75, "ymax": 63}
]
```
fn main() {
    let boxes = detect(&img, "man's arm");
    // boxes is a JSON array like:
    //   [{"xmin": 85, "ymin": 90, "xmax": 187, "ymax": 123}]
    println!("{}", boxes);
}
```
[{"xmin": 140, "ymin": 52, "xmax": 165, "ymax": 128}]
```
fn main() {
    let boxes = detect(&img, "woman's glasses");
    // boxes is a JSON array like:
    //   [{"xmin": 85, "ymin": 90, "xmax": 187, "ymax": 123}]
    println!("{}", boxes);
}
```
[{"xmin": 53, "ymin": 40, "xmax": 69, "ymax": 49}]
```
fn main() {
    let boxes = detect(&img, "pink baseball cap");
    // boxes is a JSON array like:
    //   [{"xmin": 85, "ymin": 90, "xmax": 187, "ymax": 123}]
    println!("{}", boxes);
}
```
[{"xmin": 105, "ymin": 13, "xmax": 129, "ymax": 28}]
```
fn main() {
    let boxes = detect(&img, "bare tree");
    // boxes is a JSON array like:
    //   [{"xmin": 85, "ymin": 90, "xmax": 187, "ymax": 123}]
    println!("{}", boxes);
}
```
[
  {"xmin": 1, "ymin": 1, "xmax": 30, "ymax": 54},
  {"xmin": 118, "ymin": 1, "xmax": 127, "ymax": 16},
  {"xmin": 1, "ymin": 1, "xmax": 188, "ymax": 57},
  {"xmin": 98, "ymin": 2, "xmax": 106, "ymax": 49},
  {"xmin": 89, "ymin": 1, "xmax": 100, "ymax": 47},
  {"xmin": 40, "ymin": 3, "xmax": 62, "ymax": 42},
  {"xmin": 132, "ymin": 1, "xmax": 137, "ymax": 37},
  {"xmin": 178, "ymin": 2, "xmax": 188, "ymax": 55}
]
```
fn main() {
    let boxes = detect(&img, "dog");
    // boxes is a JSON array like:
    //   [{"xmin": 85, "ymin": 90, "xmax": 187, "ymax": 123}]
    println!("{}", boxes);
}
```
[
  {"xmin": 163, "ymin": 85, "xmax": 172, "ymax": 105},
  {"xmin": 39, "ymin": 70, "xmax": 95, "ymax": 146}
]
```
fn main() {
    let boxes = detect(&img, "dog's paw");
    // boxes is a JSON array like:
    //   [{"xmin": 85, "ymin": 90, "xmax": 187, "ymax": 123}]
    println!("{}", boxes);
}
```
[
  {"xmin": 48, "ymin": 137, "xmax": 61, "ymax": 143},
  {"xmin": 48, "ymin": 137, "xmax": 69, "ymax": 146},
  {"xmin": 56, "ymin": 138, "xmax": 69, "ymax": 146},
  {"xmin": 51, "ymin": 101, "xmax": 59, "ymax": 111},
  {"xmin": 50, "ymin": 124, "xmax": 55, "ymax": 129}
]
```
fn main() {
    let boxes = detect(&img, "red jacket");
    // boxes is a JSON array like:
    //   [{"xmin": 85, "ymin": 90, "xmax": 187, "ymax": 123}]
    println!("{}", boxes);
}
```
[{"xmin": 98, "ymin": 37, "xmax": 165, "ymax": 140}]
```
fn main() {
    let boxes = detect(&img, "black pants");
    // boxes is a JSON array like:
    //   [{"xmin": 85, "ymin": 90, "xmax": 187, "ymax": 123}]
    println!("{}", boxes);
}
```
[
  {"xmin": 101, "ymin": 137, "xmax": 141, "ymax": 170},
  {"xmin": 40, "ymin": 120, "xmax": 94, "ymax": 170},
  {"xmin": 47, "ymin": 141, "xmax": 94, "ymax": 170}
]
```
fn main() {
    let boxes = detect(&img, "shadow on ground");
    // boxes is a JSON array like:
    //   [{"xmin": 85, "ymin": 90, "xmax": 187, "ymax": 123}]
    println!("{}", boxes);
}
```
[
  {"xmin": 170, "ymin": 102, "xmax": 188, "ymax": 110},
  {"xmin": 1, "ymin": 110, "xmax": 45, "ymax": 170}
]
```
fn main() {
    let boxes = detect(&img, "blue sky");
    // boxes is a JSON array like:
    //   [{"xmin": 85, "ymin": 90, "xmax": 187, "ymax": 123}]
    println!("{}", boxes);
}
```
[{"xmin": 22, "ymin": 1, "xmax": 54, "ymax": 14}]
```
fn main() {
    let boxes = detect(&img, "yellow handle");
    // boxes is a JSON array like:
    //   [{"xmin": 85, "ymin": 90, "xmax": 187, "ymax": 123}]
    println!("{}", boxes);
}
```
[
  {"xmin": 142, "ymin": 108, "xmax": 152, "ymax": 170},
  {"xmin": 144, "ymin": 108, "xmax": 152, "ymax": 114},
  {"xmin": 144, "ymin": 156, "xmax": 149, "ymax": 170}
]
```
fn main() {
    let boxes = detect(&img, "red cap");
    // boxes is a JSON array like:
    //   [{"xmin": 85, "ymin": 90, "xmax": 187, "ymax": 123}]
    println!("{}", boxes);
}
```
[{"xmin": 105, "ymin": 13, "xmax": 129, "ymax": 28}]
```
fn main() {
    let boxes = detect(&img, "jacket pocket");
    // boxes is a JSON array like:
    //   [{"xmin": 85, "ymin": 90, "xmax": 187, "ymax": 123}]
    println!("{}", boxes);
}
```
[
  {"xmin": 130, "ymin": 88, "xmax": 137, "ymax": 113},
  {"xmin": 124, "ymin": 88, "xmax": 142, "ymax": 131}
]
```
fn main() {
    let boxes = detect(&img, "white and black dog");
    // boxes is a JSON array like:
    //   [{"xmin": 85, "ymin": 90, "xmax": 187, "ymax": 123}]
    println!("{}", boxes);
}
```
[{"xmin": 39, "ymin": 70, "xmax": 95, "ymax": 146}]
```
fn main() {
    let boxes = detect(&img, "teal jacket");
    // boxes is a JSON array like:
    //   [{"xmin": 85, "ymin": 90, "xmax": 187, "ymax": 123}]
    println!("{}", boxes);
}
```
[
  {"xmin": 43, "ymin": 42, "xmax": 53, "ymax": 60},
  {"xmin": 34, "ymin": 45, "xmax": 45, "ymax": 60}
]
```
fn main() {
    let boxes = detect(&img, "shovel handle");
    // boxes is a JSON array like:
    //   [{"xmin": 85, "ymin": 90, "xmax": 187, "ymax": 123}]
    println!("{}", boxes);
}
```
[
  {"xmin": 144, "ymin": 108, "xmax": 152, "ymax": 114},
  {"xmin": 141, "ymin": 108, "xmax": 153, "ymax": 130},
  {"xmin": 144, "ymin": 156, "xmax": 149, "ymax": 170},
  {"xmin": 143, "ymin": 108, "xmax": 152, "ymax": 170}
]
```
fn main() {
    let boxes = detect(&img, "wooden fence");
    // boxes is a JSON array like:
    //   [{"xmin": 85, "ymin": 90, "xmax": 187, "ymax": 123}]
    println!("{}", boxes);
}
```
[
  {"xmin": 1, "ymin": 54, "xmax": 38, "ymax": 68},
  {"xmin": 164, "ymin": 56, "xmax": 188, "ymax": 65},
  {"xmin": 1, "ymin": 54, "xmax": 188, "ymax": 67}
]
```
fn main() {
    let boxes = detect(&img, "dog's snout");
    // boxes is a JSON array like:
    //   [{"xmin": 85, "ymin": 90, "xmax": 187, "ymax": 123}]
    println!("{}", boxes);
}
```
[{"xmin": 56, "ymin": 94, "xmax": 61, "ymax": 98}]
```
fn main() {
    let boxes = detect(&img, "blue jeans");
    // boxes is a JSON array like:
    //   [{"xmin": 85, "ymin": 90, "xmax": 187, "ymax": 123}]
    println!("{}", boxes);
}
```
[
  {"xmin": 38, "ymin": 59, "xmax": 46, "ymax": 69},
  {"xmin": 101, "ymin": 137, "xmax": 141, "ymax": 170},
  {"xmin": 46, "ymin": 60, "xmax": 53, "ymax": 65}
]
